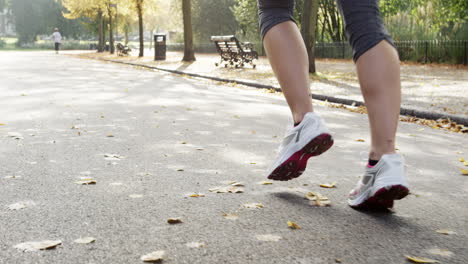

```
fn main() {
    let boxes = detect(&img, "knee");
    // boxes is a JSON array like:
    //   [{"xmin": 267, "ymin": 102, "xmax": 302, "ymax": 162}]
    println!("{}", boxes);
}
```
[
  {"xmin": 336, "ymin": 0, "xmax": 396, "ymax": 62},
  {"xmin": 258, "ymin": 0, "xmax": 295, "ymax": 39}
]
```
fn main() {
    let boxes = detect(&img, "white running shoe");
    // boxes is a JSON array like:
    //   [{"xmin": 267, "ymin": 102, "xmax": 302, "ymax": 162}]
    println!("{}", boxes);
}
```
[
  {"xmin": 348, "ymin": 153, "xmax": 410, "ymax": 209},
  {"xmin": 266, "ymin": 112, "xmax": 334, "ymax": 181}
]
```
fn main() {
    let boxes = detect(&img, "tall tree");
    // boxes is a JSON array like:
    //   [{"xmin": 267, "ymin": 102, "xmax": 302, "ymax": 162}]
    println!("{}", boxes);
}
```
[
  {"xmin": 301, "ymin": 0, "xmax": 319, "ymax": 73},
  {"xmin": 107, "ymin": 2, "xmax": 114, "ymax": 53},
  {"xmin": 134, "ymin": 0, "xmax": 144, "ymax": 57},
  {"xmin": 182, "ymin": 0, "xmax": 195, "ymax": 61}
]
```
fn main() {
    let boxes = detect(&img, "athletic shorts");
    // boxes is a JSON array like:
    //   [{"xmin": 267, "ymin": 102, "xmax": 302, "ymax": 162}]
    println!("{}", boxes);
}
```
[
  {"xmin": 257, "ymin": 0, "xmax": 396, "ymax": 62},
  {"xmin": 55, "ymin": 42, "xmax": 61, "ymax": 51}
]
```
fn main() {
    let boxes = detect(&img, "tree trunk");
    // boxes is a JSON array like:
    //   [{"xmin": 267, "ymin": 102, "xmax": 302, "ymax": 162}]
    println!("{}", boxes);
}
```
[
  {"xmin": 137, "ymin": 0, "xmax": 144, "ymax": 57},
  {"xmin": 182, "ymin": 0, "xmax": 196, "ymax": 61},
  {"xmin": 124, "ymin": 25, "xmax": 129, "ymax": 45},
  {"xmin": 301, "ymin": 0, "xmax": 319, "ymax": 73},
  {"xmin": 98, "ymin": 10, "xmax": 104, "ymax": 52},
  {"xmin": 108, "ymin": 5, "xmax": 114, "ymax": 54}
]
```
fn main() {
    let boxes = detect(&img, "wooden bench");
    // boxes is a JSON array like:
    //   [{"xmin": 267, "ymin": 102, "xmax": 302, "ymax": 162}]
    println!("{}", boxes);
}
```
[
  {"xmin": 116, "ymin": 43, "xmax": 131, "ymax": 56},
  {"xmin": 210, "ymin": 35, "xmax": 258, "ymax": 68}
]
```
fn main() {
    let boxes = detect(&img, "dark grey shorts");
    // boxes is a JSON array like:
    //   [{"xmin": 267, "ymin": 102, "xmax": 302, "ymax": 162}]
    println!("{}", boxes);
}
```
[{"xmin": 258, "ymin": 0, "xmax": 396, "ymax": 62}]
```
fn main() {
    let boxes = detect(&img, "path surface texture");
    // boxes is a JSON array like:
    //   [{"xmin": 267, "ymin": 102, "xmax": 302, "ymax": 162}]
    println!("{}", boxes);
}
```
[{"xmin": 1, "ymin": 51, "xmax": 467, "ymax": 264}]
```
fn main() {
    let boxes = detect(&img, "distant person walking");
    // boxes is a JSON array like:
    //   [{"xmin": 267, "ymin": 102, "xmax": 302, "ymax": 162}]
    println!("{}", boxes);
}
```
[{"xmin": 52, "ymin": 28, "xmax": 62, "ymax": 54}]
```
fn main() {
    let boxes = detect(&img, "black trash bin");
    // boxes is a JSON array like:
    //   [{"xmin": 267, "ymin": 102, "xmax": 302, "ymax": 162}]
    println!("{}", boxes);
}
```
[{"xmin": 154, "ymin": 34, "xmax": 167, "ymax": 60}]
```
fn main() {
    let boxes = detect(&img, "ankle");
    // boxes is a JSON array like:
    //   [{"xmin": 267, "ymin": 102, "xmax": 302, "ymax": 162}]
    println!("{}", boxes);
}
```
[{"xmin": 292, "ymin": 111, "xmax": 313, "ymax": 125}]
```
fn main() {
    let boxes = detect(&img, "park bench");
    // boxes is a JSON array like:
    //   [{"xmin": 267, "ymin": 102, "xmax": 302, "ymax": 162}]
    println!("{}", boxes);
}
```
[
  {"xmin": 211, "ymin": 35, "xmax": 258, "ymax": 68},
  {"xmin": 116, "ymin": 43, "xmax": 131, "ymax": 56}
]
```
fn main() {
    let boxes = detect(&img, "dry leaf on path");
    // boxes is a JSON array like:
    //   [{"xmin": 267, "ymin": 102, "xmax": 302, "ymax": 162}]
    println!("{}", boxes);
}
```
[
  {"xmin": 7, "ymin": 132, "xmax": 23, "ymax": 140},
  {"xmin": 141, "ymin": 250, "xmax": 165, "ymax": 263},
  {"xmin": 231, "ymin": 182, "xmax": 245, "ymax": 187},
  {"xmin": 259, "ymin": 181, "xmax": 273, "ymax": 185},
  {"xmin": 209, "ymin": 186, "xmax": 244, "ymax": 193},
  {"xmin": 167, "ymin": 218, "xmax": 183, "ymax": 224},
  {"xmin": 287, "ymin": 221, "xmax": 301, "ymax": 229},
  {"xmin": 186, "ymin": 242, "xmax": 206, "ymax": 248},
  {"xmin": 256, "ymin": 234, "xmax": 282, "ymax": 242},
  {"xmin": 0, "ymin": 123, "xmax": 5, "ymax": 126},
  {"xmin": 435, "ymin": 229, "xmax": 456, "ymax": 235},
  {"xmin": 14, "ymin": 240, "xmax": 62, "ymax": 252},
  {"xmin": 464, "ymin": 161, "xmax": 468, "ymax": 166},
  {"xmin": 74, "ymin": 237, "xmax": 96, "ymax": 244},
  {"xmin": 319, "ymin": 182, "xmax": 337, "ymax": 188},
  {"xmin": 103, "ymin": 154, "xmax": 125, "ymax": 160},
  {"xmin": 355, "ymin": 139, "xmax": 365, "ymax": 142},
  {"xmin": 106, "ymin": 134, "xmax": 114, "ymax": 137},
  {"xmin": 426, "ymin": 248, "xmax": 454, "ymax": 257},
  {"xmin": 177, "ymin": 169, "xmax": 184, "ymax": 172},
  {"xmin": 129, "ymin": 194, "xmax": 144, "ymax": 199},
  {"xmin": 461, "ymin": 169, "xmax": 468, "ymax": 175},
  {"xmin": 7, "ymin": 203, "xmax": 27, "ymax": 210},
  {"xmin": 75, "ymin": 177, "xmax": 97, "ymax": 185},
  {"xmin": 459, "ymin": 157, "xmax": 465, "ymax": 162},
  {"xmin": 243, "ymin": 203, "xmax": 264, "ymax": 209},
  {"xmin": 4, "ymin": 175, "xmax": 21, "ymax": 179},
  {"xmin": 187, "ymin": 193, "xmax": 205, "ymax": 198},
  {"xmin": 222, "ymin": 213, "xmax": 239, "ymax": 220},
  {"xmin": 305, "ymin": 192, "xmax": 331, "ymax": 207},
  {"xmin": 405, "ymin": 255, "xmax": 439, "ymax": 263}
]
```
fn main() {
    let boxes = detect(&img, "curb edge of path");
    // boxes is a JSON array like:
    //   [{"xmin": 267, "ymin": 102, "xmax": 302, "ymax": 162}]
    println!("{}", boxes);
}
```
[{"xmin": 101, "ymin": 58, "xmax": 468, "ymax": 126}]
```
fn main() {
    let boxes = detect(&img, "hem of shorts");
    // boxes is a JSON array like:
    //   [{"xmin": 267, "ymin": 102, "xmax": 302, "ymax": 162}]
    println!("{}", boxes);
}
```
[
  {"xmin": 353, "ymin": 36, "xmax": 396, "ymax": 63},
  {"xmin": 261, "ymin": 16, "xmax": 296, "ymax": 41}
]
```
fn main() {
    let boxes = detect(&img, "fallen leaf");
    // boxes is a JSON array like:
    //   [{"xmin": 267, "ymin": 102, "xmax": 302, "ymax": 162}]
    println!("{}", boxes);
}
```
[
  {"xmin": 129, "ymin": 194, "xmax": 144, "ymax": 198},
  {"xmin": 335, "ymin": 259, "xmax": 342, "ymax": 263},
  {"xmin": 305, "ymin": 192, "xmax": 331, "ymax": 207},
  {"xmin": 355, "ymin": 139, "xmax": 365, "ymax": 142},
  {"xmin": 75, "ymin": 177, "xmax": 97, "ymax": 185},
  {"xmin": 243, "ymin": 203, "xmax": 264, "ymax": 209},
  {"xmin": 74, "ymin": 237, "xmax": 96, "ymax": 244},
  {"xmin": 426, "ymin": 248, "xmax": 454, "ymax": 257},
  {"xmin": 167, "ymin": 218, "xmax": 183, "ymax": 224},
  {"xmin": 180, "ymin": 141, "xmax": 187, "ymax": 144},
  {"xmin": 103, "ymin": 154, "xmax": 125, "ymax": 160},
  {"xmin": 287, "ymin": 221, "xmax": 301, "ymax": 229},
  {"xmin": 256, "ymin": 234, "xmax": 282, "ymax": 242},
  {"xmin": 7, "ymin": 203, "xmax": 27, "ymax": 210},
  {"xmin": 0, "ymin": 123, "xmax": 5, "ymax": 126},
  {"xmin": 250, "ymin": 162, "xmax": 256, "ymax": 165},
  {"xmin": 14, "ymin": 240, "xmax": 62, "ymax": 252},
  {"xmin": 4, "ymin": 175, "xmax": 21, "ymax": 179},
  {"xmin": 222, "ymin": 213, "xmax": 239, "ymax": 220},
  {"xmin": 209, "ymin": 186, "xmax": 244, "ymax": 193},
  {"xmin": 187, "ymin": 193, "xmax": 205, "ymax": 198},
  {"xmin": 459, "ymin": 157, "xmax": 465, "ymax": 162},
  {"xmin": 141, "ymin": 250, "xmax": 165, "ymax": 263},
  {"xmin": 461, "ymin": 169, "xmax": 468, "ymax": 175},
  {"xmin": 177, "ymin": 169, "xmax": 184, "ymax": 172},
  {"xmin": 319, "ymin": 182, "xmax": 337, "ymax": 188},
  {"xmin": 464, "ymin": 161, "xmax": 468, "ymax": 166},
  {"xmin": 405, "ymin": 255, "xmax": 439, "ymax": 263},
  {"xmin": 436, "ymin": 229, "xmax": 456, "ymax": 235},
  {"xmin": 110, "ymin": 182, "xmax": 123, "ymax": 186},
  {"xmin": 106, "ymin": 134, "xmax": 114, "ymax": 137},
  {"xmin": 7, "ymin": 132, "xmax": 23, "ymax": 140},
  {"xmin": 186, "ymin": 242, "xmax": 206, "ymax": 248},
  {"xmin": 231, "ymin": 182, "xmax": 245, "ymax": 187},
  {"xmin": 259, "ymin": 181, "xmax": 273, "ymax": 185}
]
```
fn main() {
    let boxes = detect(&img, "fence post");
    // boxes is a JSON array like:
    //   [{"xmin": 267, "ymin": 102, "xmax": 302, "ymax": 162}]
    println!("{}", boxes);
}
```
[
  {"xmin": 424, "ymin": 41, "xmax": 428, "ymax": 64},
  {"xmin": 464, "ymin": 40, "xmax": 467, "ymax": 66}
]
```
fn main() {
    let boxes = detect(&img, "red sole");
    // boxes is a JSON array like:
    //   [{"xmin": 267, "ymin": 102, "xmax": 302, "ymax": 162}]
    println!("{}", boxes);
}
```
[
  {"xmin": 353, "ymin": 185, "xmax": 409, "ymax": 210},
  {"xmin": 268, "ymin": 133, "xmax": 334, "ymax": 181}
]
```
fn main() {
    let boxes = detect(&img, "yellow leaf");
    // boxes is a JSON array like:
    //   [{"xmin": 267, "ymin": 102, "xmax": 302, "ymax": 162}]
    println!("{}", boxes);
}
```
[
  {"xmin": 459, "ymin": 157, "xmax": 465, "ymax": 162},
  {"xmin": 167, "ymin": 218, "xmax": 183, "ymax": 224},
  {"xmin": 259, "ymin": 181, "xmax": 273, "ymax": 185},
  {"xmin": 287, "ymin": 221, "xmax": 301, "ymax": 229},
  {"xmin": 243, "ymin": 203, "xmax": 264, "ymax": 209},
  {"xmin": 106, "ymin": 134, "xmax": 114, "ymax": 137},
  {"xmin": 188, "ymin": 193, "xmax": 205, "ymax": 198},
  {"xmin": 405, "ymin": 255, "xmax": 438, "ymax": 263},
  {"xmin": 0, "ymin": 123, "xmax": 5, "ymax": 126},
  {"xmin": 461, "ymin": 169, "xmax": 468, "ymax": 175},
  {"xmin": 355, "ymin": 139, "xmax": 365, "ymax": 142},
  {"xmin": 141, "ymin": 250, "xmax": 165, "ymax": 263},
  {"xmin": 75, "ymin": 177, "xmax": 96, "ymax": 185},
  {"xmin": 74, "ymin": 237, "xmax": 96, "ymax": 244},
  {"xmin": 319, "ymin": 182, "xmax": 337, "ymax": 188},
  {"xmin": 464, "ymin": 161, "xmax": 468, "ymax": 166},
  {"xmin": 435, "ymin": 229, "xmax": 456, "ymax": 235},
  {"xmin": 222, "ymin": 213, "xmax": 239, "ymax": 220}
]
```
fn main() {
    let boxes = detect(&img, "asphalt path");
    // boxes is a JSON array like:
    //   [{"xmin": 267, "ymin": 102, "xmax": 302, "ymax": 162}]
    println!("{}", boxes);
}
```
[{"xmin": 1, "ymin": 51, "xmax": 467, "ymax": 264}]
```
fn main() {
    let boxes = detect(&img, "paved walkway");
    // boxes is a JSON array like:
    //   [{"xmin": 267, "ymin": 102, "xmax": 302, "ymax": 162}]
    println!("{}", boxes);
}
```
[
  {"xmin": 77, "ymin": 50, "xmax": 468, "ymax": 119},
  {"xmin": 1, "ymin": 51, "xmax": 467, "ymax": 264}
]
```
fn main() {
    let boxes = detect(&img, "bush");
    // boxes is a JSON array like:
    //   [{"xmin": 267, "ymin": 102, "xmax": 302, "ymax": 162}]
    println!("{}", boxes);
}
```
[{"xmin": 0, "ymin": 38, "xmax": 6, "ymax": 48}]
